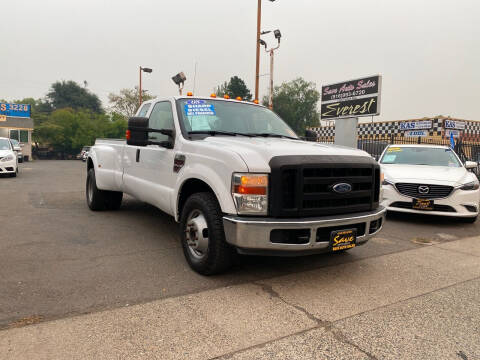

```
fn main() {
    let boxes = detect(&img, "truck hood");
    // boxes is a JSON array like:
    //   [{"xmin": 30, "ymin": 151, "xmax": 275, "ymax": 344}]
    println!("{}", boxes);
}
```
[
  {"xmin": 381, "ymin": 164, "xmax": 472, "ymax": 186},
  {"xmin": 203, "ymin": 137, "xmax": 370, "ymax": 172}
]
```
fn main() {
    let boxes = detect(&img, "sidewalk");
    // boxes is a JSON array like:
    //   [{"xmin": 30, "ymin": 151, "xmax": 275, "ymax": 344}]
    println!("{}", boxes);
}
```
[{"xmin": 1, "ymin": 237, "xmax": 479, "ymax": 360}]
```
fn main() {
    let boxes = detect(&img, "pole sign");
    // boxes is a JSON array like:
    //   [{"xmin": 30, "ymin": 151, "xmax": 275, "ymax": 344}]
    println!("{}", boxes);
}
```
[
  {"xmin": 321, "ymin": 75, "xmax": 381, "ymax": 120},
  {"xmin": 0, "ymin": 103, "xmax": 31, "ymax": 118}
]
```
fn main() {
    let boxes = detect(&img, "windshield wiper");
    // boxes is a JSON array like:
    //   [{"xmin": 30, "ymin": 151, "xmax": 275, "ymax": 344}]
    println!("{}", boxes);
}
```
[
  {"xmin": 247, "ymin": 133, "xmax": 300, "ymax": 140},
  {"xmin": 188, "ymin": 130, "xmax": 253, "ymax": 137}
]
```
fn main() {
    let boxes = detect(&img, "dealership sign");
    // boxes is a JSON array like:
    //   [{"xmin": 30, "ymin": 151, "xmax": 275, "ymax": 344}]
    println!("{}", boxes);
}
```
[
  {"xmin": 445, "ymin": 129, "xmax": 461, "ymax": 138},
  {"xmin": 444, "ymin": 120, "xmax": 465, "ymax": 130},
  {"xmin": 321, "ymin": 75, "xmax": 381, "ymax": 120},
  {"xmin": 0, "ymin": 103, "xmax": 31, "ymax": 118},
  {"xmin": 399, "ymin": 120, "xmax": 432, "ymax": 131}
]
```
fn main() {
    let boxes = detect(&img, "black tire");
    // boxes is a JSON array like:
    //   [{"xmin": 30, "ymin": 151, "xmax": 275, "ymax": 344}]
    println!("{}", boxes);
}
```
[
  {"xmin": 86, "ymin": 168, "xmax": 123, "ymax": 211},
  {"xmin": 180, "ymin": 192, "xmax": 235, "ymax": 275}
]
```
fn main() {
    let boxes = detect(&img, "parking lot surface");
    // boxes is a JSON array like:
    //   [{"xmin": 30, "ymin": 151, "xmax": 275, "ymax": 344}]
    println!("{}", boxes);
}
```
[{"xmin": 1, "ymin": 160, "xmax": 479, "ymax": 359}]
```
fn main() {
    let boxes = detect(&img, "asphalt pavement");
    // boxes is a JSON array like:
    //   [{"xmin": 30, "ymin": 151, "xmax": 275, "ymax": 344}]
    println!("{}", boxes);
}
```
[{"xmin": 1, "ymin": 160, "xmax": 479, "ymax": 359}]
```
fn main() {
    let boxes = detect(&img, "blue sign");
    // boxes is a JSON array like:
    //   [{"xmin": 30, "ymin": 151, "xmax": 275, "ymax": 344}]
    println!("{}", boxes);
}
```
[
  {"xmin": 0, "ymin": 103, "xmax": 31, "ymax": 118},
  {"xmin": 184, "ymin": 100, "xmax": 216, "ymax": 116}
]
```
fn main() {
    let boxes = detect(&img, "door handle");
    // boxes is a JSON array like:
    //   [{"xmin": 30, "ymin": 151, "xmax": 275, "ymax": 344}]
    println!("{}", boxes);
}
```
[{"xmin": 136, "ymin": 149, "xmax": 140, "ymax": 162}]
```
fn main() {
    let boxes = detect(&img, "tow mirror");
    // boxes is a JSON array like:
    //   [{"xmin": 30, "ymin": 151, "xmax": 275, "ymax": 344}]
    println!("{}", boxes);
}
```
[
  {"xmin": 127, "ymin": 117, "xmax": 149, "ymax": 146},
  {"xmin": 465, "ymin": 161, "xmax": 478, "ymax": 169},
  {"xmin": 304, "ymin": 129, "xmax": 318, "ymax": 142},
  {"xmin": 127, "ymin": 116, "xmax": 174, "ymax": 149}
]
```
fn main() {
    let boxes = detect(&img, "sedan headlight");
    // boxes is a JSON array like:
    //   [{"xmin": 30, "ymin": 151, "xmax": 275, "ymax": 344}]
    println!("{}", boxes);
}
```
[
  {"xmin": 232, "ymin": 173, "xmax": 268, "ymax": 215},
  {"xmin": 1, "ymin": 154, "xmax": 14, "ymax": 162},
  {"xmin": 459, "ymin": 180, "xmax": 480, "ymax": 191}
]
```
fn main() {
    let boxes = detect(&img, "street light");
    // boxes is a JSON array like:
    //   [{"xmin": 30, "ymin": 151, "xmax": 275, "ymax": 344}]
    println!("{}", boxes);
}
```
[
  {"xmin": 260, "ymin": 29, "xmax": 281, "ymax": 110},
  {"xmin": 172, "ymin": 72, "xmax": 187, "ymax": 95},
  {"xmin": 255, "ymin": 0, "xmax": 276, "ymax": 102},
  {"xmin": 139, "ymin": 66, "xmax": 153, "ymax": 106}
]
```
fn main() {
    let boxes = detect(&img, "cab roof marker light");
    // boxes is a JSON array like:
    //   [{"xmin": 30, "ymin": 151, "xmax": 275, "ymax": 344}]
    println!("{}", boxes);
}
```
[
  {"xmin": 187, "ymin": 92, "xmax": 193, "ymax": 96},
  {"xmin": 236, "ymin": 96, "xmax": 242, "ymax": 101},
  {"xmin": 253, "ymin": 99, "xmax": 259, "ymax": 104},
  {"xmin": 224, "ymin": 94, "xmax": 230, "ymax": 99},
  {"xmin": 210, "ymin": 93, "xmax": 217, "ymax": 98}
]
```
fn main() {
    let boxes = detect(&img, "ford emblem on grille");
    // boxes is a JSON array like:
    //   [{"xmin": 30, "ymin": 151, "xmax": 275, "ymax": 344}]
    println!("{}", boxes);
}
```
[
  {"xmin": 332, "ymin": 183, "xmax": 352, "ymax": 194},
  {"xmin": 418, "ymin": 185, "xmax": 430, "ymax": 194}
]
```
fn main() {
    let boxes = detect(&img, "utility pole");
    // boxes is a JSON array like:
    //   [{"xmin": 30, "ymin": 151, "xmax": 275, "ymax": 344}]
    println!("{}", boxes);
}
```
[{"xmin": 255, "ymin": 0, "xmax": 262, "ymax": 102}]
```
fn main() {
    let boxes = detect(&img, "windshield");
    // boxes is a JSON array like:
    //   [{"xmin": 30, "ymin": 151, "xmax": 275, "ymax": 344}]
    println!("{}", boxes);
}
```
[
  {"xmin": 0, "ymin": 139, "xmax": 12, "ymax": 151},
  {"xmin": 380, "ymin": 146, "xmax": 462, "ymax": 167},
  {"xmin": 177, "ymin": 99, "xmax": 298, "ymax": 138}
]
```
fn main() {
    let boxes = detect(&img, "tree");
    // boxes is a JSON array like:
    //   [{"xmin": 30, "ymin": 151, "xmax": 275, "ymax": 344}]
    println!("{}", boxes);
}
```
[
  {"xmin": 264, "ymin": 78, "xmax": 320, "ymax": 135},
  {"xmin": 34, "ymin": 109, "xmax": 127, "ymax": 155},
  {"xmin": 108, "ymin": 86, "xmax": 155, "ymax": 117},
  {"xmin": 47, "ymin": 80, "xmax": 103, "ymax": 113},
  {"xmin": 215, "ymin": 76, "xmax": 253, "ymax": 101}
]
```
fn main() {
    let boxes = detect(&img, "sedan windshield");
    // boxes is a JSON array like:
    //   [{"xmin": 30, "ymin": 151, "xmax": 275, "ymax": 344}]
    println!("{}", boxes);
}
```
[
  {"xmin": 177, "ymin": 99, "xmax": 298, "ymax": 138},
  {"xmin": 380, "ymin": 147, "xmax": 461, "ymax": 167},
  {"xmin": 0, "ymin": 139, "xmax": 12, "ymax": 150}
]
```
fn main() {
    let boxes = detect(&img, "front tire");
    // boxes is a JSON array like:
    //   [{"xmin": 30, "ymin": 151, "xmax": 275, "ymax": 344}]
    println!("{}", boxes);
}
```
[
  {"xmin": 180, "ymin": 192, "xmax": 235, "ymax": 275},
  {"xmin": 86, "ymin": 168, "xmax": 123, "ymax": 211}
]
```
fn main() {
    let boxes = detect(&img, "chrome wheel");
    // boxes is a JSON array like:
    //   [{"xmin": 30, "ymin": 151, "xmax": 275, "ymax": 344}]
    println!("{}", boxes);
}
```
[{"xmin": 185, "ymin": 209, "xmax": 209, "ymax": 259}]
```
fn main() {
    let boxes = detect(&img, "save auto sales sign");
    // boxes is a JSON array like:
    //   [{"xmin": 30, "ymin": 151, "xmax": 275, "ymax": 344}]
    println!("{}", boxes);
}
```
[{"xmin": 321, "ymin": 75, "xmax": 382, "ymax": 120}]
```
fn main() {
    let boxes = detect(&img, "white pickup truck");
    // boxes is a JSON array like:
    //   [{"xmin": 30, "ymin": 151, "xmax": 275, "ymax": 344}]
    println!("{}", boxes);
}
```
[{"xmin": 86, "ymin": 96, "xmax": 385, "ymax": 274}]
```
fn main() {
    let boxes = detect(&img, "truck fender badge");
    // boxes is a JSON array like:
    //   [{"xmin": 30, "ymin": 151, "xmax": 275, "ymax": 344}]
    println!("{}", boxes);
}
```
[
  {"xmin": 173, "ymin": 154, "xmax": 186, "ymax": 173},
  {"xmin": 332, "ymin": 183, "xmax": 352, "ymax": 194}
]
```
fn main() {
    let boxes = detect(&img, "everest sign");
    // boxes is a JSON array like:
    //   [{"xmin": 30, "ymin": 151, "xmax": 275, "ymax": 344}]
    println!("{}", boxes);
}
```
[{"xmin": 321, "ymin": 75, "xmax": 381, "ymax": 120}]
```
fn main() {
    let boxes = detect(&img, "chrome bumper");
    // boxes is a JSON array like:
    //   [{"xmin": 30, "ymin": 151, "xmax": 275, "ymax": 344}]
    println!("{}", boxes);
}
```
[{"xmin": 223, "ymin": 207, "xmax": 386, "ymax": 254}]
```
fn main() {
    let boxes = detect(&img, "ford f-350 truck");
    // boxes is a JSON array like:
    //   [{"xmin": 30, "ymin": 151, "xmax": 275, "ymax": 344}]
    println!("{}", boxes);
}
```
[{"xmin": 86, "ymin": 96, "xmax": 385, "ymax": 275}]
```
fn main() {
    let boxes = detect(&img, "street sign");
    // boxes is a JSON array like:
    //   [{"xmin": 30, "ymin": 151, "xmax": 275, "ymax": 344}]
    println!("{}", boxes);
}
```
[
  {"xmin": 0, "ymin": 103, "xmax": 31, "ymax": 118},
  {"xmin": 321, "ymin": 75, "xmax": 381, "ymax": 120}
]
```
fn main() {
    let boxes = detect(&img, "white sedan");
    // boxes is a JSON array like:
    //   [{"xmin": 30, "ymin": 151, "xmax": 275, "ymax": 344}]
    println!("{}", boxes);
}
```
[
  {"xmin": 380, "ymin": 144, "xmax": 479, "ymax": 222},
  {"xmin": 0, "ymin": 137, "xmax": 18, "ymax": 177}
]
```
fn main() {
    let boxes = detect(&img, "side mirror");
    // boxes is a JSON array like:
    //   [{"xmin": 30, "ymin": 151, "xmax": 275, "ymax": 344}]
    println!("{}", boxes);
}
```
[
  {"xmin": 304, "ymin": 129, "xmax": 318, "ymax": 142},
  {"xmin": 13, "ymin": 145, "xmax": 21, "ymax": 152},
  {"xmin": 127, "ymin": 117, "xmax": 149, "ymax": 146},
  {"xmin": 127, "ymin": 116, "xmax": 174, "ymax": 148},
  {"xmin": 465, "ymin": 161, "xmax": 478, "ymax": 169}
]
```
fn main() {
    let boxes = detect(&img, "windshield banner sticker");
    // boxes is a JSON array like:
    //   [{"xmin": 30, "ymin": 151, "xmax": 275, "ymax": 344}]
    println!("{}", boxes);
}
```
[
  {"xmin": 382, "ymin": 154, "xmax": 396, "ymax": 163},
  {"xmin": 185, "ymin": 100, "xmax": 216, "ymax": 116}
]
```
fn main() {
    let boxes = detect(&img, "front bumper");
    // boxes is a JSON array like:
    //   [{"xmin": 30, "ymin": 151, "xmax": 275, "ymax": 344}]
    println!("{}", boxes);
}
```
[
  {"xmin": 0, "ymin": 159, "xmax": 17, "ymax": 173},
  {"xmin": 223, "ymin": 207, "xmax": 386, "ymax": 254},
  {"xmin": 382, "ymin": 185, "xmax": 479, "ymax": 218}
]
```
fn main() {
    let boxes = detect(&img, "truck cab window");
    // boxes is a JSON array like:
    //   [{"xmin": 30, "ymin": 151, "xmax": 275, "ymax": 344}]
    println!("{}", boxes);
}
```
[
  {"xmin": 148, "ymin": 101, "xmax": 174, "ymax": 142},
  {"xmin": 137, "ymin": 103, "xmax": 151, "ymax": 117}
]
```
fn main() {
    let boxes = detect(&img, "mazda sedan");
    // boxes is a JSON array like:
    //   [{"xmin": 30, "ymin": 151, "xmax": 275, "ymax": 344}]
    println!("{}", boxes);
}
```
[{"xmin": 380, "ymin": 144, "xmax": 479, "ymax": 222}]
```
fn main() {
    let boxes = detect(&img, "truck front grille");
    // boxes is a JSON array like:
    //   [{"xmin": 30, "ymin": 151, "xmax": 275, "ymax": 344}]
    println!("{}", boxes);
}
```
[{"xmin": 269, "ymin": 155, "xmax": 380, "ymax": 218}]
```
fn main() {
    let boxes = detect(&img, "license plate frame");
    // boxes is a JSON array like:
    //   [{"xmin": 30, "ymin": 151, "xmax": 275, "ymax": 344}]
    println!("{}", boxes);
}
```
[
  {"xmin": 330, "ymin": 229, "xmax": 357, "ymax": 251},
  {"xmin": 412, "ymin": 198, "xmax": 434, "ymax": 211}
]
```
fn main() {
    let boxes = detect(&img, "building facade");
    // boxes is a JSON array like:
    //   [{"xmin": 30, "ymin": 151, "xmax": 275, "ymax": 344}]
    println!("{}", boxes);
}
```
[
  {"xmin": 0, "ymin": 106, "xmax": 34, "ymax": 161},
  {"xmin": 310, "ymin": 116, "xmax": 480, "ymax": 143}
]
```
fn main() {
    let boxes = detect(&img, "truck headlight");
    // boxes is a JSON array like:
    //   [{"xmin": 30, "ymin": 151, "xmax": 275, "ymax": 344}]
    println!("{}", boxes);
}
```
[
  {"xmin": 232, "ymin": 173, "xmax": 268, "ymax": 215},
  {"xmin": 459, "ymin": 180, "xmax": 480, "ymax": 191},
  {"xmin": 1, "ymin": 154, "xmax": 14, "ymax": 162}
]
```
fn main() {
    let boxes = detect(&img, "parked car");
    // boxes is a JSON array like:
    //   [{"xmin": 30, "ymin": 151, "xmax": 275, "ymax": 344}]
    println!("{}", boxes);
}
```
[
  {"xmin": 77, "ymin": 146, "xmax": 91, "ymax": 161},
  {"xmin": 380, "ymin": 144, "xmax": 479, "ymax": 222},
  {"xmin": 9, "ymin": 139, "xmax": 23, "ymax": 163},
  {"xmin": 86, "ymin": 96, "xmax": 385, "ymax": 274},
  {"xmin": 0, "ymin": 137, "xmax": 18, "ymax": 177}
]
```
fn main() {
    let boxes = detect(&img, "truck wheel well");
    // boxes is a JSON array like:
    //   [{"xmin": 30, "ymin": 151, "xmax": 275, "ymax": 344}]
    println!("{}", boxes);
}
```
[
  {"xmin": 178, "ymin": 179, "xmax": 217, "ymax": 218},
  {"xmin": 87, "ymin": 158, "xmax": 94, "ymax": 171}
]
